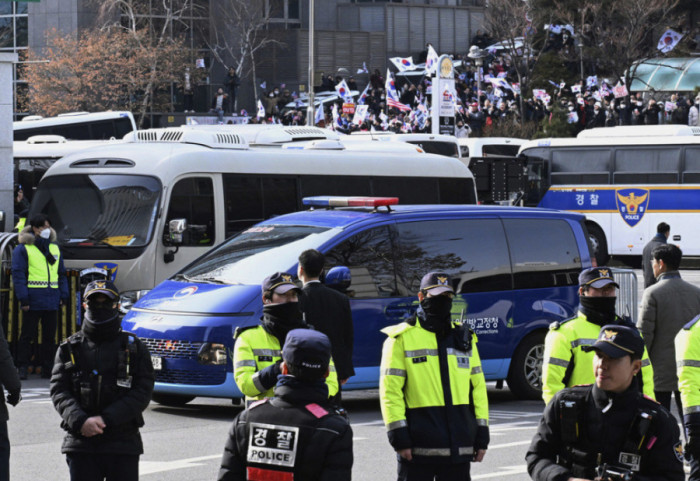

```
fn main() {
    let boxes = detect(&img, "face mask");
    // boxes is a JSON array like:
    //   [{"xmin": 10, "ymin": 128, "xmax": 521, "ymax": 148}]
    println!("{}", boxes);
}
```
[
  {"xmin": 262, "ymin": 302, "xmax": 305, "ymax": 343},
  {"xmin": 39, "ymin": 228, "xmax": 51, "ymax": 240},
  {"xmin": 620, "ymin": 104, "xmax": 626, "ymax": 109},
  {"xmin": 568, "ymin": 106, "xmax": 574, "ymax": 112},
  {"xmin": 579, "ymin": 295, "xmax": 617, "ymax": 326},
  {"xmin": 418, "ymin": 295, "xmax": 453, "ymax": 334}
]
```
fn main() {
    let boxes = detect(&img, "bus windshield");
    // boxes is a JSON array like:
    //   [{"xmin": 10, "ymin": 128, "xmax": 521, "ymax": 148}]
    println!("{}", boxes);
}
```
[
  {"xmin": 29, "ymin": 174, "xmax": 161, "ymax": 248},
  {"xmin": 178, "ymin": 225, "xmax": 339, "ymax": 285}
]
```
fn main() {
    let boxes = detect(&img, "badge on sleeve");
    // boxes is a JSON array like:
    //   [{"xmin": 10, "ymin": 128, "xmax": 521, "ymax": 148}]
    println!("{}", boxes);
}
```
[{"xmin": 674, "ymin": 441, "xmax": 685, "ymax": 462}]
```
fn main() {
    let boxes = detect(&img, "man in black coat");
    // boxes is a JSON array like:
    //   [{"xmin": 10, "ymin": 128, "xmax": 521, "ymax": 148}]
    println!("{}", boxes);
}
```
[
  {"xmin": 218, "ymin": 329, "xmax": 353, "ymax": 481},
  {"xmin": 0, "ymin": 325, "xmax": 20, "ymax": 481},
  {"xmin": 527, "ymin": 324, "xmax": 684, "ymax": 481},
  {"xmin": 50, "ymin": 280, "xmax": 154, "ymax": 481},
  {"xmin": 297, "ymin": 249, "xmax": 354, "ymax": 399}
]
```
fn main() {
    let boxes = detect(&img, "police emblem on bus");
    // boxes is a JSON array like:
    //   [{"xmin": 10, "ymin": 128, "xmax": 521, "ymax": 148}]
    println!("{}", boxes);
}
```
[
  {"xmin": 174, "ymin": 286, "xmax": 198, "ymax": 298},
  {"xmin": 94, "ymin": 262, "xmax": 118, "ymax": 281},
  {"xmin": 615, "ymin": 188, "xmax": 649, "ymax": 227}
]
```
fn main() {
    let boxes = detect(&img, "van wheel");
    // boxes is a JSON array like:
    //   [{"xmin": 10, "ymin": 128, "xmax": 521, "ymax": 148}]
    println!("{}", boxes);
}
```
[
  {"xmin": 586, "ymin": 223, "xmax": 609, "ymax": 266},
  {"xmin": 507, "ymin": 333, "xmax": 544, "ymax": 400},
  {"xmin": 151, "ymin": 393, "xmax": 195, "ymax": 406}
]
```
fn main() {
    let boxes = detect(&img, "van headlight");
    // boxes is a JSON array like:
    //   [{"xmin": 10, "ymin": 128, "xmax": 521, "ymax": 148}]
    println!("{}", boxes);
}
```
[
  {"xmin": 119, "ymin": 289, "xmax": 151, "ymax": 313},
  {"xmin": 198, "ymin": 343, "xmax": 228, "ymax": 365}
]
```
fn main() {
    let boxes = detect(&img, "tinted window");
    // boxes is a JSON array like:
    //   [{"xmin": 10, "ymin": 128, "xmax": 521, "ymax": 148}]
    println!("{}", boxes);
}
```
[
  {"xmin": 114, "ymin": 117, "xmax": 135, "ymax": 138},
  {"xmin": 90, "ymin": 120, "xmax": 117, "ymax": 140},
  {"xmin": 405, "ymin": 141, "xmax": 459, "ymax": 158},
  {"xmin": 300, "ymin": 175, "xmax": 372, "ymax": 198},
  {"xmin": 325, "ymin": 226, "xmax": 397, "ymax": 299},
  {"xmin": 551, "ymin": 148, "xmax": 611, "ymax": 173},
  {"xmin": 52, "ymin": 123, "xmax": 91, "ymax": 140},
  {"xmin": 373, "ymin": 177, "xmax": 439, "ymax": 203},
  {"xmin": 223, "ymin": 174, "xmax": 263, "ymax": 237},
  {"xmin": 439, "ymin": 178, "xmax": 475, "ymax": 204},
  {"xmin": 166, "ymin": 177, "xmax": 215, "ymax": 246},
  {"xmin": 394, "ymin": 219, "xmax": 512, "ymax": 295},
  {"xmin": 503, "ymin": 218, "xmax": 581, "ymax": 289},
  {"xmin": 483, "ymin": 144, "xmax": 521, "ymax": 157}
]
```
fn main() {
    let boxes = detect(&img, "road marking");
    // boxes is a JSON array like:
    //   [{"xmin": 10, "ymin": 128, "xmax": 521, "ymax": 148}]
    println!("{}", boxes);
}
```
[
  {"xmin": 141, "ymin": 454, "xmax": 221, "ymax": 475},
  {"xmin": 473, "ymin": 465, "xmax": 528, "ymax": 479},
  {"xmin": 487, "ymin": 440, "xmax": 532, "ymax": 449}
]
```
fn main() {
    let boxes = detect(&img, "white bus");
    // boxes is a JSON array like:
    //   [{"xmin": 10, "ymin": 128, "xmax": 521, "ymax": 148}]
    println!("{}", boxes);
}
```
[
  {"xmin": 27, "ymin": 127, "xmax": 477, "ymax": 310},
  {"xmin": 517, "ymin": 125, "xmax": 700, "ymax": 264},
  {"xmin": 342, "ymin": 132, "xmax": 462, "ymax": 158},
  {"xmin": 14, "ymin": 111, "xmax": 137, "ymax": 141}
]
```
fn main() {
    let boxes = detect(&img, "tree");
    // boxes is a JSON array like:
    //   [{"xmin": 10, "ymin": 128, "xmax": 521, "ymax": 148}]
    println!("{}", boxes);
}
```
[
  {"xmin": 202, "ymin": 1, "xmax": 283, "ymax": 108},
  {"xmin": 24, "ymin": 27, "xmax": 192, "ymax": 122}
]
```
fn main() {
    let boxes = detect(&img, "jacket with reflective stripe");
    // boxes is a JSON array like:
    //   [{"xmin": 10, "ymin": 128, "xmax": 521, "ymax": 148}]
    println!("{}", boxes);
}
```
[
  {"xmin": 675, "ymin": 315, "xmax": 700, "ymax": 435},
  {"xmin": 233, "ymin": 325, "xmax": 338, "ymax": 402},
  {"xmin": 542, "ymin": 311, "xmax": 655, "ymax": 405},
  {"xmin": 379, "ymin": 320, "xmax": 488, "ymax": 463},
  {"xmin": 26, "ymin": 243, "xmax": 61, "ymax": 288}
]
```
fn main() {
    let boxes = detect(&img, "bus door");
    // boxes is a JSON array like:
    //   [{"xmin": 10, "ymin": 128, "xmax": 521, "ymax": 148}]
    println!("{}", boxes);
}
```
[
  {"xmin": 470, "ymin": 156, "xmax": 527, "ymax": 205},
  {"xmin": 155, "ymin": 175, "xmax": 219, "ymax": 284}
]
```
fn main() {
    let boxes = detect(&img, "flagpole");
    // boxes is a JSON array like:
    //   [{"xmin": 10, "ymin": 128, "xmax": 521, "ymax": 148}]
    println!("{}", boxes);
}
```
[{"xmin": 306, "ymin": 0, "xmax": 315, "ymax": 126}]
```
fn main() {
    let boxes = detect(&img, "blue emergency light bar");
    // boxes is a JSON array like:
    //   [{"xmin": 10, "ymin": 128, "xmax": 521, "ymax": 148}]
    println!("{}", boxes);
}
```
[{"xmin": 302, "ymin": 196, "xmax": 400, "ymax": 208}]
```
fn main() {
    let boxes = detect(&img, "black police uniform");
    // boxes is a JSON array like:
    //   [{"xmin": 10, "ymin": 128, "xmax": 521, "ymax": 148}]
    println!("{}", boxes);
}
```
[
  {"xmin": 219, "ymin": 329, "xmax": 353, "ymax": 481},
  {"xmin": 50, "ymin": 280, "xmax": 154, "ymax": 481},
  {"xmin": 527, "ymin": 379, "xmax": 684, "ymax": 481}
]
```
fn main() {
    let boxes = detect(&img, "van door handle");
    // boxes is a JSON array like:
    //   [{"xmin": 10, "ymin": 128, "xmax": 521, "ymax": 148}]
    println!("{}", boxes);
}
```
[{"xmin": 673, "ymin": 235, "xmax": 681, "ymax": 241}]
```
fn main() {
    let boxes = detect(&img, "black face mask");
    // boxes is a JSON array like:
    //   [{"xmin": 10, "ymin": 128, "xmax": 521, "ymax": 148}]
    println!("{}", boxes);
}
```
[
  {"xmin": 579, "ymin": 296, "xmax": 617, "ymax": 326},
  {"xmin": 418, "ymin": 295, "xmax": 453, "ymax": 335},
  {"xmin": 83, "ymin": 308, "xmax": 121, "ymax": 342},
  {"xmin": 262, "ymin": 302, "xmax": 305, "ymax": 344}
]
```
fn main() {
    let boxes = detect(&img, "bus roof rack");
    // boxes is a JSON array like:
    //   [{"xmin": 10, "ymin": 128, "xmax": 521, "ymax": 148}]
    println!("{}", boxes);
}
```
[
  {"xmin": 124, "ymin": 128, "xmax": 249, "ymax": 150},
  {"xmin": 26, "ymin": 135, "xmax": 67, "ymax": 144},
  {"xmin": 302, "ymin": 196, "xmax": 399, "ymax": 211},
  {"xmin": 577, "ymin": 125, "xmax": 700, "ymax": 138}
]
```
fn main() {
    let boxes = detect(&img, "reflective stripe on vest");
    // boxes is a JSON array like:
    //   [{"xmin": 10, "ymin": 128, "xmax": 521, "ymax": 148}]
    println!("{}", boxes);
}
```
[{"xmin": 26, "ymin": 243, "xmax": 60, "ymax": 289}]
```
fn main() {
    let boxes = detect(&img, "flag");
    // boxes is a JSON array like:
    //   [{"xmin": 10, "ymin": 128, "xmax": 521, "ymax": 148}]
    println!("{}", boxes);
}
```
[
  {"xmin": 357, "ymin": 83, "xmax": 371, "ymax": 105},
  {"xmin": 567, "ymin": 111, "xmax": 579, "ymax": 124},
  {"xmin": 331, "ymin": 103, "xmax": 340, "ymax": 129},
  {"xmin": 335, "ymin": 79, "xmax": 353, "ymax": 103},
  {"xmin": 532, "ymin": 89, "xmax": 547, "ymax": 100},
  {"xmin": 390, "ymin": 56, "xmax": 417, "ymax": 72},
  {"xmin": 658, "ymin": 29, "xmax": 683, "ymax": 53},
  {"xmin": 665, "ymin": 101, "xmax": 675, "ymax": 112},
  {"xmin": 259, "ymin": 81, "xmax": 267, "ymax": 90},
  {"xmin": 559, "ymin": 82, "xmax": 566, "ymax": 89},
  {"xmin": 195, "ymin": 58, "xmax": 205, "ymax": 68},
  {"xmin": 586, "ymin": 76, "xmax": 598, "ymax": 88},
  {"xmin": 613, "ymin": 84, "xmax": 628, "ymax": 98},
  {"xmin": 425, "ymin": 44, "xmax": 439, "ymax": 75},
  {"xmin": 257, "ymin": 100, "xmax": 265, "ymax": 119},
  {"xmin": 240, "ymin": 109, "xmax": 248, "ymax": 117},
  {"xmin": 489, "ymin": 77, "xmax": 510, "ymax": 90},
  {"xmin": 385, "ymin": 70, "xmax": 411, "ymax": 112},
  {"xmin": 353, "ymin": 104, "xmax": 369, "ymax": 125},
  {"xmin": 357, "ymin": 62, "xmax": 369, "ymax": 74},
  {"xmin": 571, "ymin": 84, "xmax": 581, "ymax": 93},
  {"xmin": 314, "ymin": 103, "xmax": 324, "ymax": 125}
]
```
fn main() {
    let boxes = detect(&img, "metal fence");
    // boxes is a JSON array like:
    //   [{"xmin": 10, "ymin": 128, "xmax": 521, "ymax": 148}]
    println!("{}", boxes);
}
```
[{"xmin": 612, "ymin": 268, "xmax": 638, "ymax": 323}]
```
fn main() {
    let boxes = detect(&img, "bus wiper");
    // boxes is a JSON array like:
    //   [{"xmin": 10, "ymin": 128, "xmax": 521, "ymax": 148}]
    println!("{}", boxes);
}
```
[
  {"xmin": 172, "ymin": 273, "xmax": 227, "ymax": 285},
  {"xmin": 85, "ymin": 237, "xmax": 128, "ymax": 255}
]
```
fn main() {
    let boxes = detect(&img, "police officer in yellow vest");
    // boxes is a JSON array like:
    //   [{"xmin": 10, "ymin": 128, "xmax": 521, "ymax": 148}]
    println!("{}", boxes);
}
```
[
  {"xmin": 233, "ymin": 272, "xmax": 338, "ymax": 405},
  {"xmin": 11, "ymin": 214, "xmax": 68, "ymax": 380},
  {"xmin": 542, "ymin": 267, "xmax": 654, "ymax": 405},
  {"xmin": 379, "ymin": 272, "xmax": 489, "ymax": 481},
  {"xmin": 675, "ymin": 314, "xmax": 700, "ymax": 481}
]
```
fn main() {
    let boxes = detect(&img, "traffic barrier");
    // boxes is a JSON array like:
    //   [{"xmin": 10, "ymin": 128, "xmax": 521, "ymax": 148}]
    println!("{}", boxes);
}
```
[{"xmin": 612, "ymin": 268, "xmax": 638, "ymax": 323}]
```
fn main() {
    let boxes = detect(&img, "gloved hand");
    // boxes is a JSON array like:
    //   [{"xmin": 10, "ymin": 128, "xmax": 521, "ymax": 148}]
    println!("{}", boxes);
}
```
[
  {"xmin": 6, "ymin": 390, "xmax": 21, "ymax": 407},
  {"xmin": 474, "ymin": 425, "xmax": 490, "ymax": 450},
  {"xmin": 687, "ymin": 436, "xmax": 700, "ymax": 460}
]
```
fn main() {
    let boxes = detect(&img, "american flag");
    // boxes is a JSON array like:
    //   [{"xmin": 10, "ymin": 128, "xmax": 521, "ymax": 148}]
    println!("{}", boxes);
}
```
[{"xmin": 385, "ymin": 69, "xmax": 412, "ymax": 112}]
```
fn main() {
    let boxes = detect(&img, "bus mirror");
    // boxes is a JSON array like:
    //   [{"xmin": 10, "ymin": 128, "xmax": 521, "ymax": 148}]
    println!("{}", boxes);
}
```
[
  {"xmin": 169, "ymin": 218, "xmax": 187, "ymax": 245},
  {"xmin": 323, "ymin": 266, "xmax": 351, "ymax": 292}
]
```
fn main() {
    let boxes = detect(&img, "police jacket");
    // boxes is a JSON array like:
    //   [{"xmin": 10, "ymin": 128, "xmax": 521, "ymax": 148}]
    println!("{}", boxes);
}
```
[
  {"xmin": 218, "ymin": 376, "xmax": 353, "ymax": 481},
  {"xmin": 542, "ymin": 311, "xmax": 654, "ymax": 405},
  {"xmin": 527, "ymin": 381, "xmax": 684, "ymax": 481},
  {"xmin": 11, "ymin": 227, "xmax": 68, "ymax": 310},
  {"xmin": 50, "ymin": 329, "xmax": 155, "ymax": 455},
  {"xmin": 379, "ymin": 318, "xmax": 489, "ymax": 464},
  {"xmin": 233, "ymin": 325, "xmax": 339, "ymax": 403},
  {"xmin": 675, "ymin": 315, "xmax": 700, "ymax": 440}
]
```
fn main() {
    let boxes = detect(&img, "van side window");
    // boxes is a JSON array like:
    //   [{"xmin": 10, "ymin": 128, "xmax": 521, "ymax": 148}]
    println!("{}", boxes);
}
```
[
  {"xmin": 325, "ymin": 226, "xmax": 397, "ymax": 298},
  {"xmin": 166, "ymin": 177, "xmax": 215, "ymax": 246},
  {"xmin": 503, "ymin": 218, "xmax": 581, "ymax": 289},
  {"xmin": 394, "ymin": 219, "xmax": 512, "ymax": 295}
]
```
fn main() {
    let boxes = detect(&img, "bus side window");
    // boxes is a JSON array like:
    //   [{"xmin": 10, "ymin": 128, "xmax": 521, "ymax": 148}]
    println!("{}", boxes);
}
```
[{"xmin": 165, "ymin": 177, "xmax": 215, "ymax": 246}]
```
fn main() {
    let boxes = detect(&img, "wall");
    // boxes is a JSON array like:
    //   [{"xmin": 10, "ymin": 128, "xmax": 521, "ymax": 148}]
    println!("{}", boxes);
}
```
[{"xmin": 0, "ymin": 53, "xmax": 18, "ymax": 231}]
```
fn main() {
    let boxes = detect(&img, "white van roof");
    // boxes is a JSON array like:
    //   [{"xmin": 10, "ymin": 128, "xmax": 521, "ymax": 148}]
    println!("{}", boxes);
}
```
[
  {"xmin": 577, "ymin": 125, "xmax": 700, "ymax": 138},
  {"xmin": 177, "ymin": 124, "xmax": 340, "ymax": 144}
]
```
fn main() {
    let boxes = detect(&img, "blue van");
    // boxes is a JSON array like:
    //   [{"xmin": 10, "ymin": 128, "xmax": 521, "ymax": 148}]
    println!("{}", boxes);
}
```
[{"xmin": 122, "ymin": 197, "xmax": 594, "ymax": 405}]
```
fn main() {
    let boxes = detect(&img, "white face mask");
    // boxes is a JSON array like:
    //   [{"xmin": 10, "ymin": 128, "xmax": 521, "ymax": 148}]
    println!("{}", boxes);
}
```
[{"xmin": 39, "ymin": 228, "xmax": 51, "ymax": 240}]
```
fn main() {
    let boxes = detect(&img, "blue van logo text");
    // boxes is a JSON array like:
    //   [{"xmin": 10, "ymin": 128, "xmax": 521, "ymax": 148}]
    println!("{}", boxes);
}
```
[{"xmin": 615, "ymin": 188, "xmax": 649, "ymax": 227}]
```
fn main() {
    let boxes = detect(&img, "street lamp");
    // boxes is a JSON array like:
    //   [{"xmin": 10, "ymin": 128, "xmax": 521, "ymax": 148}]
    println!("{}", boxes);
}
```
[
  {"xmin": 468, "ymin": 45, "xmax": 486, "ymax": 111},
  {"xmin": 577, "ymin": 37, "xmax": 584, "ymax": 84},
  {"xmin": 306, "ymin": 0, "xmax": 315, "ymax": 126}
]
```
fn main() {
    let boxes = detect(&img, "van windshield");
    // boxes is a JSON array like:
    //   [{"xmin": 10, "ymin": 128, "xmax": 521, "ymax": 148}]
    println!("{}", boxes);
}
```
[
  {"xmin": 179, "ymin": 225, "xmax": 338, "ymax": 285},
  {"xmin": 29, "ymin": 174, "xmax": 161, "ymax": 247}
]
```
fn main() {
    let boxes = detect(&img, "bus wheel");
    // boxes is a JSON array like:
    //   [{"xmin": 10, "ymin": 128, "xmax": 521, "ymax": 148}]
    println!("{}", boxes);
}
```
[
  {"xmin": 506, "ymin": 333, "xmax": 544, "ymax": 400},
  {"xmin": 586, "ymin": 223, "xmax": 609, "ymax": 266},
  {"xmin": 151, "ymin": 393, "xmax": 195, "ymax": 406}
]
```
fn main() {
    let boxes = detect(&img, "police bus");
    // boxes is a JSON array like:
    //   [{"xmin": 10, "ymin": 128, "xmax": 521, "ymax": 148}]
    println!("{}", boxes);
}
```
[
  {"xmin": 517, "ymin": 125, "xmax": 700, "ymax": 264},
  {"xmin": 26, "ymin": 127, "xmax": 477, "ymax": 312},
  {"xmin": 14, "ymin": 111, "xmax": 136, "ymax": 141}
]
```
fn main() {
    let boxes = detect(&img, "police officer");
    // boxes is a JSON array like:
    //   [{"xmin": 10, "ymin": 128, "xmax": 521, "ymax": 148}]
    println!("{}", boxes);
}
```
[
  {"xmin": 675, "ymin": 314, "xmax": 700, "ymax": 481},
  {"xmin": 527, "ymin": 324, "xmax": 684, "ymax": 481},
  {"xmin": 50, "ymin": 280, "xmax": 155, "ymax": 481},
  {"xmin": 379, "ymin": 272, "xmax": 489, "ymax": 481},
  {"xmin": 233, "ymin": 272, "xmax": 338, "ymax": 405},
  {"xmin": 219, "ymin": 329, "xmax": 353, "ymax": 481},
  {"xmin": 542, "ymin": 267, "xmax": 654, "ymax": 405},
  {"xmin": 12, "ymin": 213, "xmax": 69, "ymax": 379}
]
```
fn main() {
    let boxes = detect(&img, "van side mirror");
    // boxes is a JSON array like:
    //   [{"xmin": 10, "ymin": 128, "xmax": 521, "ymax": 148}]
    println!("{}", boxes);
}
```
[
  {"xmin": 169, "ymin": 218, "xmax": 187, "ymax": 245},
  {"xmin": 324, "ymin": 266, "xmax": 351, "ymax": 292}
]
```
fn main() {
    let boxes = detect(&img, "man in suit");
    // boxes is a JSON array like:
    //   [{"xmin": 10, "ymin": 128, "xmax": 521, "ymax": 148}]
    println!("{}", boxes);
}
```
[
  {"xmin": 642, "ymin": 222, "xmax": 670, "ymax": 288},
  {"xmin": 638, "ymin": 243, "xmax": 700, "ymax": 417},
  {"xmin": 297, "ymin": 249, "xmax": 354, "ymax": 404}
]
